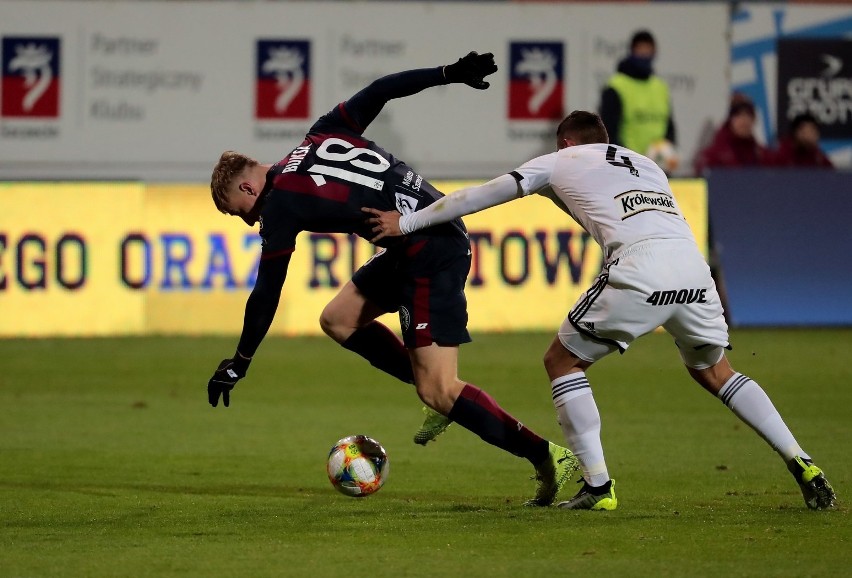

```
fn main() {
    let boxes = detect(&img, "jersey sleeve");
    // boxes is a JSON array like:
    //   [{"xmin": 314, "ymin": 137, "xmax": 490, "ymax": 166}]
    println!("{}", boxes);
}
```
[
  {"xmin": 310, "ymin": 102, "xmax": 361, "ymax": 136},
  {"xmin": 509, "ymin": 152, "xmax": 559, "ymax": 197},
  {"xmin": 236, "ymin": 252, "xmax": 291, "ymax": 357},
  {"xmin": 398, "ymin": 174, "xmax": 521, "ymax": 235},
  {"xmin": 310, "ymin": 67, "xmax": 447, "ymax": 135},
  {"xmin": 258, "ymin": 197, "xmax": 300, "ymax": 259}
]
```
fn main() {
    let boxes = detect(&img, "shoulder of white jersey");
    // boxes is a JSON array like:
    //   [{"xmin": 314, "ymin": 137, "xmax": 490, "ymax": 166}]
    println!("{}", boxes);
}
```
[{"xmin": 508, "ymin": 151, "xmax": 559, "ymax": 196}]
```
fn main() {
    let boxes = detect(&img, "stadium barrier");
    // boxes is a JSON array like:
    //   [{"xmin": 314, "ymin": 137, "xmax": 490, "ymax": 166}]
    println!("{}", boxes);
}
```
[
  {"xmin": 708, "ymin": 169, "xmax": 852, "ymax": 327},
  {"xmin": 0, "ymin": 180, "xmax": 706, "ymax": 337}
]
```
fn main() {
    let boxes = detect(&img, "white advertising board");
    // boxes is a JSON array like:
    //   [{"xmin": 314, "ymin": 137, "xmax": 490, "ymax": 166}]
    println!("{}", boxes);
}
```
[{"xmin": 0, "ymin": 1, "xmax": 729, "ymax": 181}]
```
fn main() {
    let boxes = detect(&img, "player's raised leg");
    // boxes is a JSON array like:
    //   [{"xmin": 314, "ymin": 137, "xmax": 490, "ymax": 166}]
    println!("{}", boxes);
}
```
[
  {"xmin": 409, "ymin": 343, "xmax": 578, "ymax": 506},
  {"xmin": 686, "ymin": 350, "xmax": 836, "ymax": 510},
  {"xmin": 320, "ymin": 281, "xmax": 451, "ymax": 444},
  {"xmin": 321, "ymin": 281, "xmax": 415, "ymax": 383}
]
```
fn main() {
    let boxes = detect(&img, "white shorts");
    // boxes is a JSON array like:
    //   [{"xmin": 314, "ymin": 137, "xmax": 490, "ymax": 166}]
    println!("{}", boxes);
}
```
[{"xmin": 559, "ymin": 239, "xmax": 730, "ymax": 369}]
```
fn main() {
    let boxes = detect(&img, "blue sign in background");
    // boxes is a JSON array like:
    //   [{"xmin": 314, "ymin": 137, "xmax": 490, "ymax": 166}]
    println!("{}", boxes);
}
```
[
  {"xmin": 731, "ymin": 7, "xmax": 852, "ymax": 161},
  {"xmin": 708, "ymin": 169, "xmax": 852, "ymax": 326}
]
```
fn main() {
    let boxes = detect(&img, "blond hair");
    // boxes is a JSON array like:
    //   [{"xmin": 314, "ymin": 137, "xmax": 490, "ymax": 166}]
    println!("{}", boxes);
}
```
[{"xmin": 210, "ymin": 151, "xmax": 258, "ymax": 213}]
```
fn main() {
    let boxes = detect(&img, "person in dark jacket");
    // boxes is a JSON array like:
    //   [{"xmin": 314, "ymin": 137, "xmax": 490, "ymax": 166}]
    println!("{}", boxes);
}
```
[
  {"xmin": 694, "ymin": 94, "xmax": 770, "ymax": 175},
  {"xmin": 769, "ymin": 112, "xmax": 834, "ymax": 169}
]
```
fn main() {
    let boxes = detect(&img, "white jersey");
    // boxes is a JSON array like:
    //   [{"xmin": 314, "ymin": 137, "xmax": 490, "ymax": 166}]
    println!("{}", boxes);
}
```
[
  {"xmin": 393, "ymin": 139, "xmax": 729, "ymax": 363},
  {"xmin": 512, "ymin": 143, "xmax": 695, "ymax": 260}
]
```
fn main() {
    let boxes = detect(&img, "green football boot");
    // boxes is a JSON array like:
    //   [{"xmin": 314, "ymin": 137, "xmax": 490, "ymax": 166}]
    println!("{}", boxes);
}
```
[
  {"xmin": 413, "ymin": 406, "xmax": 452, "ymax": 445},
  {"xmin": 787, "ymin": 456, "xmax": 836, "ymax": 510},
  {"xmin": 525, "ymin": 442, "xmax": 580, "ymax": 507},
  {"xmin": 557, "ymin": 479, "xmax": 617, "ymax": 510}
]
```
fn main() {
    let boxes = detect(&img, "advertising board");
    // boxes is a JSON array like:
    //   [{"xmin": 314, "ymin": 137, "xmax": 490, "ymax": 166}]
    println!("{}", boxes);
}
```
[{"xmin": 0, "ymin": 180, "xmax": 707, "ymax": 336}]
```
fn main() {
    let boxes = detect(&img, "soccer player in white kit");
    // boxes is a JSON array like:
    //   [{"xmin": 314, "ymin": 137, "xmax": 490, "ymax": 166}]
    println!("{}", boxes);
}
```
[{"xmin": 363, "ymin": 110, "xmax": 836, "ymax": 511}]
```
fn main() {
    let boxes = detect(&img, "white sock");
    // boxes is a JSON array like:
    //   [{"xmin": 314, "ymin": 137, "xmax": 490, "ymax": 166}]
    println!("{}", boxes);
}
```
[
  {"xmin": 551, "ymin": 372, "xmax": 609, "ymax": 486},
  {"xmin": 717, "ymin": 373, "xmax": 809, "ymax": 462}
]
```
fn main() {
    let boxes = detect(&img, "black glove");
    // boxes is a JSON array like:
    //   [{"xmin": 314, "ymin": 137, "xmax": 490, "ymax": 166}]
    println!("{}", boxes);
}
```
[
  {"xmin": 207, "ymin": 355, "xmax": 251, "ymax": 408},
  {"xmin": 444, "ymin": 51, "xmax": 497, "ymax": 90}
]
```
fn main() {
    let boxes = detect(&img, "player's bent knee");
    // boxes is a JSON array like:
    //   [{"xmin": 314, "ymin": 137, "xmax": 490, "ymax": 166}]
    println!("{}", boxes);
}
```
[
  {"xmin": 684, "ymin": 350, "xmax": 734, "ymax": 394},
  {"xmin": 543, "ymin": 337, "xmax": 589, "ymax": 377},
  {"xmin": 318, "ymin": 309, "xmax": 335, "ymax": 336},
  {"xmin": 543, "ymin": 346, "xmax": 568, "ymax": 374},
  {"xmin": 319, "ymin": 307, "xmax": 349, "ymax": 342}
]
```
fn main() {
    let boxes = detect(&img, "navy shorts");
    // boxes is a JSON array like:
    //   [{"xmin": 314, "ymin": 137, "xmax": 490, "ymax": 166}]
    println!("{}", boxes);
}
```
[{"xmin": 352, "ymin": 228, "xmax": 472, "ymax": 348}]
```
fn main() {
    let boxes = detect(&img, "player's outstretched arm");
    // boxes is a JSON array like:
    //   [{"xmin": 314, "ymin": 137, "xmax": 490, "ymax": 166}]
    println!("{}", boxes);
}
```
[
  {"xmin": 343, "ymin": 52, "xmax": 497, "ymax": 131},
  {"xmin": 362, "ymin": 173, "xmax": 521, "ymax": 242},
  {"xmin": 207, "ymin": 253, "xmax": 291, "ymax": 407}
]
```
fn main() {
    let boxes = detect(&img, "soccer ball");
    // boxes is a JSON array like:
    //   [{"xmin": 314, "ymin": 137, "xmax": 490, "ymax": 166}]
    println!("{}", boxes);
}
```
[
  {"xmin": 326, "ymin": 435, "xmax": 389, "ymax": 497},
  {"xmin": 645, "ymin": 139, "xmax": 679, "ymax": 175}
]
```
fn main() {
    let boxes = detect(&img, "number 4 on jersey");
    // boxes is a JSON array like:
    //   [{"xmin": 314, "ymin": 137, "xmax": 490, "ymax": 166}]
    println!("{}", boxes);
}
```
[{"xmin": 606, "ymin": 145, "xmax": 639, "ymax": 177}]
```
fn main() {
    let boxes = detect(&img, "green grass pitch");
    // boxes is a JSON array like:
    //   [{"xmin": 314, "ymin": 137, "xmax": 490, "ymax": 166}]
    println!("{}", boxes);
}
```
[{"xmin": 1, "ymin": 329, "xmax": 849, "ymax": 577}]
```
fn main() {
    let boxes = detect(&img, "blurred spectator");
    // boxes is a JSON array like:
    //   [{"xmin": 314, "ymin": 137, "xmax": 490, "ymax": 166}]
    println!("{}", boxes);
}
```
[
  {"xmin": 769, "ymin": 113, "xmax": 834, "ymax": 169},
  {"xmin": 694, "ymin": 94, "xmax": 769, "ymax": 175},
  {"xmin": 600, "ymin": 30, "xmax": 678, "ymax": 174}
]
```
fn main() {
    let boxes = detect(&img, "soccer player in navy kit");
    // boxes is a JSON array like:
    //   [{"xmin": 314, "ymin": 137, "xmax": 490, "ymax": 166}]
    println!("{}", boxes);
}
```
[{"xmin": 205, "ymin": 53, "xmax": 578, "ymax": 506}]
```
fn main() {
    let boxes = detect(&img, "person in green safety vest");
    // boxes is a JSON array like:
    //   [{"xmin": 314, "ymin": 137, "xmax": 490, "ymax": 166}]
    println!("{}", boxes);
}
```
[{"xmin": 600, "ymin": 30, "xmax": 678, "ymax": 174}]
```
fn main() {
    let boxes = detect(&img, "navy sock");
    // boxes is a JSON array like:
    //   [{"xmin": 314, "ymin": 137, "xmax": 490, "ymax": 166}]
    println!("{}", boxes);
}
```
[
  {"xmin": 448, "ymin": 384, "xmax": 549, "ymax": 465},
  {"xmin": 341, "ymin": 321, "xmax": 414, "ymax": 384}
]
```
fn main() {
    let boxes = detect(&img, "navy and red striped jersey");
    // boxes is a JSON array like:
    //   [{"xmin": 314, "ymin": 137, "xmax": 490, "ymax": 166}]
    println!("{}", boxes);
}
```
[{"xmin": 257, "ymin": 101, "xmax": 465, "ymax": 258}]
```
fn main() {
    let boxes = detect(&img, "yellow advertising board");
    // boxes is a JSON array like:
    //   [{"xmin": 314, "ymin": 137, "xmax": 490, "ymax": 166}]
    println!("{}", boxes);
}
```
[
  {"xmin": 0, "ymin": 180, "xmax": 706, "ymax": 337},
  {"xmin": 0, "ymin": 182, "xmax": 146, "ymax": 336}
]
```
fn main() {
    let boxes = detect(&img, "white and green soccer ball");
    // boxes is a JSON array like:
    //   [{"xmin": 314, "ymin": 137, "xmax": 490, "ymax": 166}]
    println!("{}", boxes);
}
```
[{"xmin": 326, "ymin": 435, "xmax": 389, "ymax": 497}]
